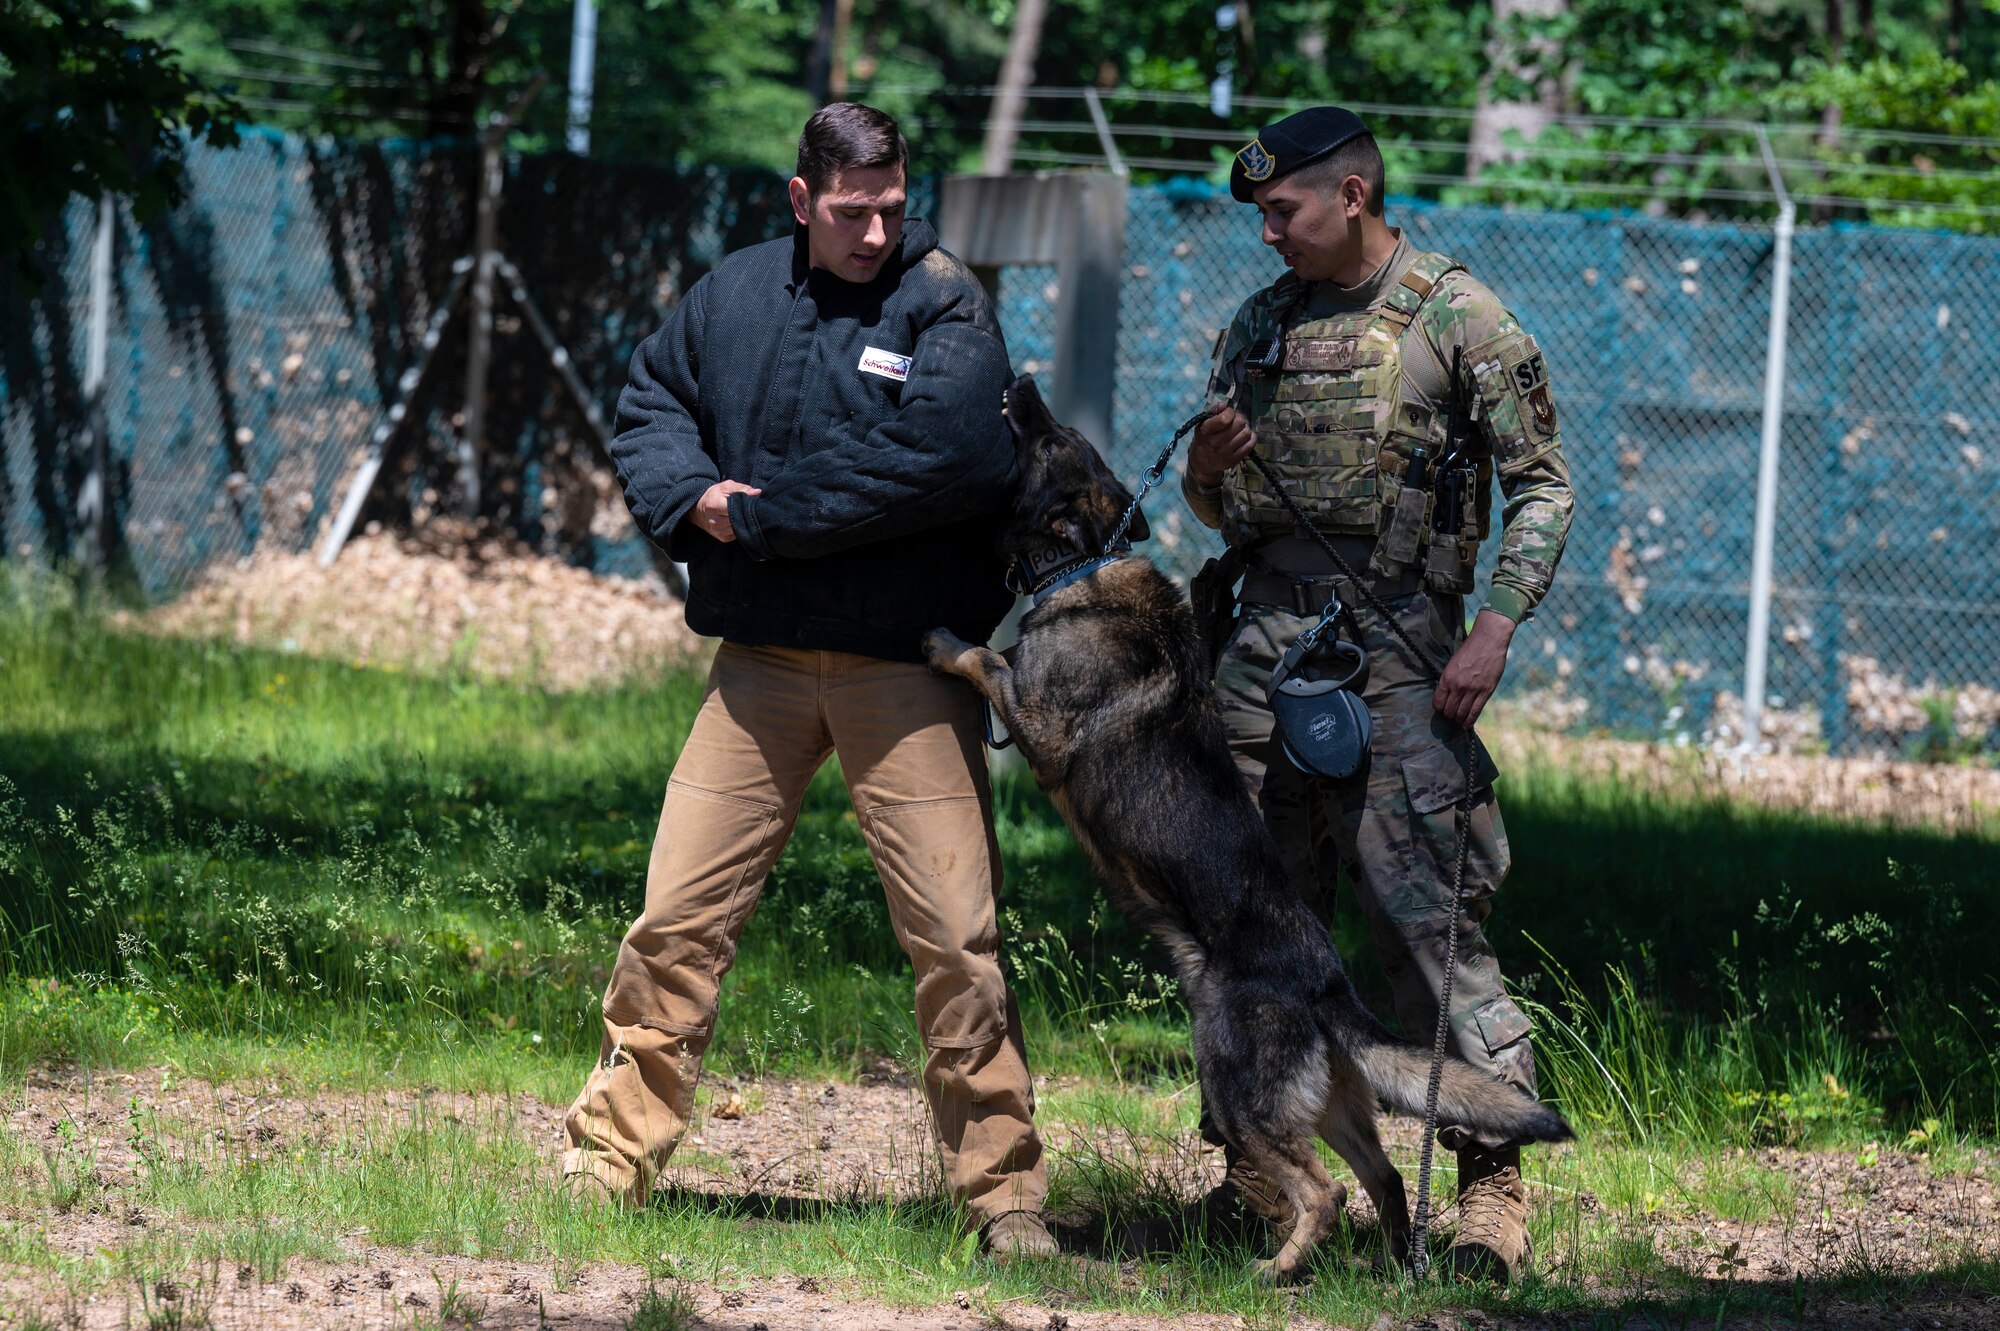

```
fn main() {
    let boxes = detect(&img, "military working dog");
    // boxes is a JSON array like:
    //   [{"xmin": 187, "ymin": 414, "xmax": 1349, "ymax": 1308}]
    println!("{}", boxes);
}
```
[{"xmin": 924, "ymin": 375, "xmax": 1571, "ymax": 1282}]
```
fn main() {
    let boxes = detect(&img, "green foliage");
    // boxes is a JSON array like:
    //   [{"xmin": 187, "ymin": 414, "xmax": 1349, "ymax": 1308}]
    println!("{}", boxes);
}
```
[
  {"xmin": 97, "ymin": 0, "xmax": 2000, "ymax": 231},
  {"xmin": 0, "ymin": 0, "xmax": 241, "ymax": 286},
  {"xmin": 1476, "ymin": 1, "xmax": 2000, "ymax": 228},
  {"xmin": 1776, "ymin": 50, "xmax": 2000, "ymax": 232}
]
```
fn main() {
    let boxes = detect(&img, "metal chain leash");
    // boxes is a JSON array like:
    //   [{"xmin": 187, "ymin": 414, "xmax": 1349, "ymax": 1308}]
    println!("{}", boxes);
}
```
[
  {"xmin": 1241, "ymin": 446, "xmax": 1477, "ymax": 1278},
  {"xmin": 1101, "ymin": 406, "xmax": 1215, "ymax": 554}
]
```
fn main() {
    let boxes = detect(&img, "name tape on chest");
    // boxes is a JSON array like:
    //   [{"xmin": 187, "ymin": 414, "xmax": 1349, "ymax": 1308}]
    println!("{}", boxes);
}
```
[
  {"xmin": 858, "ymin": 346, "xmax": 912, "ymax": 382},
  {"xmin": 1282, "ymin": 337, "xmax": 1362, "ymax": 373}
]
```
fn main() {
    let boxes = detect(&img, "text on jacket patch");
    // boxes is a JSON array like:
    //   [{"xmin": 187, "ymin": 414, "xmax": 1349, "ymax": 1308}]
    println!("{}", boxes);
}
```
[{"xmin": 858, "ymin": 346, "xmax": 912, "ymax": 382}]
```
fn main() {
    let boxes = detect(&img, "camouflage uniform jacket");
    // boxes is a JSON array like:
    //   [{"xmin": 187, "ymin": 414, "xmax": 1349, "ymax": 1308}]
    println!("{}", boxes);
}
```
[{"xmin": 1184, "ymin": 233, "xmax": 1574, "ymax": 623}]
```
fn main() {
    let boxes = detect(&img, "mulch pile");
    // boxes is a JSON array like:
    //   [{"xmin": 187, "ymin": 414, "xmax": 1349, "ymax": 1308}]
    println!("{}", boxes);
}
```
[
  {"xmin": 1489, "ymin": 727, "xmax": 2000, "ymax": 833},
  {"xmin": 125, "ymin": 523, "xmax": 703, "ymax": 691}
]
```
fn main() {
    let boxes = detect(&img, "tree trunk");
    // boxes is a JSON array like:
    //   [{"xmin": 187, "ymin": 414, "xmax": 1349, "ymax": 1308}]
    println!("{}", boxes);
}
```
[
  {"xmin": 433, "ymin": 0, "xmax": 494, "ymax": 138},
  {"xmin": 981, "ymin": 0, "xmax": 1047, "ymax": 176},
  {"xmin": 1816, "ymin": 0, "xmax": 1845, "ymax": 222},
  {"xmin": 828, "ymin": 0, "xmax": 856, "ymax": 100},
  {"xmin": 806, "ymin": 0, "xmax": 838, "ymax": 105},
  {"xmin": 1466, "ymin": 0, "xmax": 1567, "ymax": 182},
  {"xmin": 1233, "ymin": 1, "xmax": 1257, "ymax": 95}
]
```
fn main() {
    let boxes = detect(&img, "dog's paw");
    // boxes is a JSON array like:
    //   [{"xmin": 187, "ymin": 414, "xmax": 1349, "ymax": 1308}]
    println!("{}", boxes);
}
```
[
  {"xmin": 921, "ymin": 628, "xmax": 969, "ymax": 673},
  {"xmin": 1249, "ymin": 1256, "xmax": 1310, "ymax": 1288}
]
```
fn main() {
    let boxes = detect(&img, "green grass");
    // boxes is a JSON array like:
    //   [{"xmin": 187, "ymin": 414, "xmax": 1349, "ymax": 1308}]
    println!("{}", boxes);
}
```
[
  {"xmin": 2, "ymin": 567, "xmax": 1999, "ymax": 1321},
  {"xmin": 3, "ymin": 569, "xmax": 1996, "ymax": 1138},
  {"xmin": 1, "ymin": 1075, "xmax": 1992, "ymax": 1328}
]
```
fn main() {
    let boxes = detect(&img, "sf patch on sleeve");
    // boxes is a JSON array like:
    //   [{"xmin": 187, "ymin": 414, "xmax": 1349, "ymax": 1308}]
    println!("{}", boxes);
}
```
[{"xmin": 1500, "ymin": 335, "xmax": 1558, "ymax": 443}]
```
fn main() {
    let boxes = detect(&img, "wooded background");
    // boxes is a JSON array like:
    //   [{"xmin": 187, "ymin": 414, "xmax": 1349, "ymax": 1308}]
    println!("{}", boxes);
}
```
[{"xmin": 104, "ymin": 0, "xmax": 2000, "ymax": 226}]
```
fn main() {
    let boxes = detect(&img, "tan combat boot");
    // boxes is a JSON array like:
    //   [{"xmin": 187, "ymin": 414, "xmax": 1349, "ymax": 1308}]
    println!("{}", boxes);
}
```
[
  {"xmin": 1211, "ymin": 1154, "xmax": 1345, "ymax": 1253},
  {"xmin": 1118, "ymin": 1151, "xmax": 1347, "ymax": 1257},
  {"xmin": 1445, "ymin": 1142, "xmax": 1529, "ymax": 1283},
  {"xmin": 981, "ymin": 1209, "xmax": 1060, "ymax": 1261}
]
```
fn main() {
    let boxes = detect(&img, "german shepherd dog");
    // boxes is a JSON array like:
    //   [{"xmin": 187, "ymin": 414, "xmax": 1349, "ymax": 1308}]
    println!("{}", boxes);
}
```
[{"xmin": 924, "ymin": 376, "xmax": 1572, "ymax": 1282}]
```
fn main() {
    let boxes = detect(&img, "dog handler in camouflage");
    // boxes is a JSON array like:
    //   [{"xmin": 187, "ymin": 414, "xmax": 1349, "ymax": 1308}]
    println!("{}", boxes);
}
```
[{"xmin": 1181, "ymin": 107, "xmax": 1575, "ymax": 1282}]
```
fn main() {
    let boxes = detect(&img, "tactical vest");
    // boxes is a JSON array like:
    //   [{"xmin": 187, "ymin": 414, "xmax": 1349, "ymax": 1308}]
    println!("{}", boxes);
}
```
[{"xmin": 1219, "ymin": 251, "xmax": 1488, "ymax": 587}]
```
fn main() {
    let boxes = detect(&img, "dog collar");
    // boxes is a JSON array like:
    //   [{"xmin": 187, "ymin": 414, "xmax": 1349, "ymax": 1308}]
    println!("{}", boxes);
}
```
[
  {"xmin": 1026, "ymin": 553, "xmax": 1127, "ymax": 606},
  {"xmin": 1007, "ymin": 540, "xmax": 1130, "ymax": 601}
]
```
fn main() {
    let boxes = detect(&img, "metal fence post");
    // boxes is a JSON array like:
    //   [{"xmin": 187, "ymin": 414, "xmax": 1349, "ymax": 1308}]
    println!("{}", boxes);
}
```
[
  {"xmin": 566, "ymin": 0, "xmax": 597, "ymax": 154},
  {"xmin": 1740, "ymin": 129, "xmax": 1796, "ymax": 753},
  {"xmin": 75, "ymin": 193, "xmax": 116, "ymax": 568}
]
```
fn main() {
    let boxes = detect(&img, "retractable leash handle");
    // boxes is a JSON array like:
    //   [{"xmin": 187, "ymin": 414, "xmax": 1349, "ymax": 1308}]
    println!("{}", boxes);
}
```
[{"xmin": 1267, "ymin": 604, "xmax": 1372, "ymax": 781}]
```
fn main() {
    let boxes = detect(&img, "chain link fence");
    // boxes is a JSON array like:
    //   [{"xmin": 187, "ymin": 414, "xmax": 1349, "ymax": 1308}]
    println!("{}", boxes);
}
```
[
  {"xmin": 1, "ymin": 131, "xmax": 798, "ymax": 594},
  {"xmin": 1008, "ymin": 188, "xmax": 2000, "ymax": 758},
  {"xmin": 5, "ymin": 131, "xmax": 1997, "ymax": 755}
]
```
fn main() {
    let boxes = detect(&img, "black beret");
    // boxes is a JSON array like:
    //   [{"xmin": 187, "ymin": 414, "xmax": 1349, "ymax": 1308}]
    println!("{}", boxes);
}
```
[{"xmin": 1229, "ymin": 106, "xmax": 1370, "ymax": 202}]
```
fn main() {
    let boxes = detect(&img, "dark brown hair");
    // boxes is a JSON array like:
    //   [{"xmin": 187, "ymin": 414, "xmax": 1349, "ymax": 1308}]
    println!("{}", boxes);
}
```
[
  {"xmin": 796, "ymin": 102, "xmax": 908, "ymax": 195},
  {"xmin": 1292, "ymin": 133, "xmax": 1387, "ymax": 217}
]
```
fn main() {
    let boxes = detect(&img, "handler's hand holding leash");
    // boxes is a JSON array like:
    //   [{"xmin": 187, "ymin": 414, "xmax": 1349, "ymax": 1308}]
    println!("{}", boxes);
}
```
[
  {"xmin": 1434, "ymin": 609, "xmax": 1513, "ymax": 729},
  {"xmin": 1188, "ymin": 404, "xmax": 1259, "ymax": 487}
]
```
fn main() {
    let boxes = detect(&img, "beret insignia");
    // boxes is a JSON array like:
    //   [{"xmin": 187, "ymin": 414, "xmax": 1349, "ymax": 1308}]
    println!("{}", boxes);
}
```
[{"xmin": 1236, "ymin": 138, "xmax": 1276, "ymax": 183}]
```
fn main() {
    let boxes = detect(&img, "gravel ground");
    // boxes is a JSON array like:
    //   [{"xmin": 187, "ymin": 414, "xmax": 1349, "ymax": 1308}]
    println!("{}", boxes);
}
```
[{"xmin": 4, "ymin": 1068, "xmax": 1995, "ymax": 1330}]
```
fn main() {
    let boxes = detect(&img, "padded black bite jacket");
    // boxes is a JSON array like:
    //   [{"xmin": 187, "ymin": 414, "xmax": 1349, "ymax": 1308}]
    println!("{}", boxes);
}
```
[{"xmin": 607, "ymin": 219, "xmax": 1018, "ymax": 663}]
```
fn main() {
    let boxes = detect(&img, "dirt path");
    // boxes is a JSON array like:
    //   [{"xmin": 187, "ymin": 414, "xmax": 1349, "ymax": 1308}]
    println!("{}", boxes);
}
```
[{"xmin": 3, "ymin": 1068, "xmax": 1996, "ymax": 1329}]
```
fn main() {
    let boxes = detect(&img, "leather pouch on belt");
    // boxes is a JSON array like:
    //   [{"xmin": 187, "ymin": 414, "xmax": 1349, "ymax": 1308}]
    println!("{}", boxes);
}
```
[{"xmin": 1190, "ymin": 547, "xmax": 1247, "ymax": 676}]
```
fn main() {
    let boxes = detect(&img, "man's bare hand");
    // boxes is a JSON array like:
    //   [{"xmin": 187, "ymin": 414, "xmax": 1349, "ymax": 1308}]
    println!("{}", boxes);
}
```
[
  {"xmin": 693, "ymin": 479, "xmax": 761, "ymax": 542},
  {"xmin": 1434, "ymin": 609, "xmax": 1516, "ymax": 729},
  {"xmin": 1189, "ymin": 407, "xmax": 1258, "ymax": 487}
]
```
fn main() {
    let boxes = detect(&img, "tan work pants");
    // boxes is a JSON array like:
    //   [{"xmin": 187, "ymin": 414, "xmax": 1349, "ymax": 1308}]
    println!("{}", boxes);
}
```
[{"xmin": 562, "ymin": 642, "xmax": 1046, "ymax": 1223}]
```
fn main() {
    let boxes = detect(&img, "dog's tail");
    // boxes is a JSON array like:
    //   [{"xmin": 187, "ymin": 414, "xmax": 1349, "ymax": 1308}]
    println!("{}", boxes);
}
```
[{"xmin": 1333, "ymin": 1008, "xmax": 1574, "ymax": 1145}]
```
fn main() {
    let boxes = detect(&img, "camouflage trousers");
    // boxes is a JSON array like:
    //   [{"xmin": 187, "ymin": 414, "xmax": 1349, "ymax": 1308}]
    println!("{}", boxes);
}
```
[{"xmin": 1214, "ymin": 585, "xmax": 1537, "ymax": 1103}]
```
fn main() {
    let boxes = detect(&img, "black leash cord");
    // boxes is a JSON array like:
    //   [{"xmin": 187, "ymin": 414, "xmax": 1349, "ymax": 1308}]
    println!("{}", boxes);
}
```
[{"xmin": 1241, "ymin": 446, "xmax": 1476, "ymax": 1278}]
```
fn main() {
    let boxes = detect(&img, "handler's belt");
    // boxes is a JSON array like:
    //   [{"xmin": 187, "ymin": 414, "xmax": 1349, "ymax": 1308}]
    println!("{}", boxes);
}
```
[{"xmin": 1241, "ymin": 565, "xmax": 1424, "ymax": 617}]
